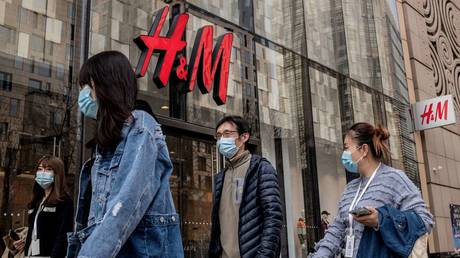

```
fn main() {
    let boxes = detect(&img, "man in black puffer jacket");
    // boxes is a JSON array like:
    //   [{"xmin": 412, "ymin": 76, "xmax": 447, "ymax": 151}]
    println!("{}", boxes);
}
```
[{"xmin": 209, "ymin": 116, "xmax": 282, "ymax": 258}]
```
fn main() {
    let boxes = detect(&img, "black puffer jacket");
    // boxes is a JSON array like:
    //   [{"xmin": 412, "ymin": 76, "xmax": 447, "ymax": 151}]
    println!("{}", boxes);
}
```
[{"xmin": 209, "ymin": 155, "xmax": 283, "ymax": 258}]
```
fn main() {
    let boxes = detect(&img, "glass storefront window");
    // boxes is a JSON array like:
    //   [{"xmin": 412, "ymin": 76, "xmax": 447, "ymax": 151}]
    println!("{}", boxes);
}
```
[
  {"xmin": 372, "ymin": 0, "xmax": 408, "ymax": 101},
  {"xmin": 352, "ymin": 86, "xmax": 375, "ymax": 124},
  {"xmin": 186, "ymin": 0, "xmax": 239, "ymax": 25},
  {"xmin": 0, "ymin": 0, "xmax": 418, "ymax": 256},
  {"xmin": 185, "ymin": 14, "xmax": 244, "ymax": 128},
  {"xmin": 305, "ymin": 0, "xmax": 347, "ymax": 72},
  {"xmin": 254, "ymin": 0, "xmax": 293, "ymax": 49},
  {"xmin": 385, "ymin": 101, "xmax": 404, "ymax": 169},
  {"xmin": 0, "ymin": 0, "xmax": 80, "ymax": 244},
  {"xmin": 309, "ymin": 67, "xmax": 347, "ymax": 227},
  {"xmin": 342, "ymin": 0, "xmax": 382, "ymax": 89},
  {"xmin": 166, "ymin": 134, "xmax": 216, "ymax": 257},
  {"xmin": 89, "ymin": 0, "xmax": 169, "ymax": 116},
  {"xmin": 256, "ymin": 42, "xmax": 306, "ymax": 257}
]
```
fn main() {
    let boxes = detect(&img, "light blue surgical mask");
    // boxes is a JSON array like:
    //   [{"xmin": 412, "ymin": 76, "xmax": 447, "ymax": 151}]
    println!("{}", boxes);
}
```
[
  {"xmin": 78, "ymin": 85, "xmax": 98, "ymax": 119},
  {"xmin": 217, "ymin": 137, "xmax": 240, "ymax": 158},
  {"xmin": 341, "ymin": 146, "xmax": 364, "ymax": 173},
  {"xmin": 35, "ymin": 170, "xmax": 55, "ymax": 189}
]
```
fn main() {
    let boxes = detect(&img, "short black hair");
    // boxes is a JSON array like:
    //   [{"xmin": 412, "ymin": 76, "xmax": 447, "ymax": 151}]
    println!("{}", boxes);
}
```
[
  {"xmin": 216, "ymin": 116, "xmax": 250, "ymax": 135},
  {"xmin": 135, "ymin": 99, "xmax": 159, "ymax": 122}
]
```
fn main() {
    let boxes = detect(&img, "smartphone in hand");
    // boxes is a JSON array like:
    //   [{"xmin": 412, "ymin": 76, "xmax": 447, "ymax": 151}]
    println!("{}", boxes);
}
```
[
  {"xmin": 9, "ymin": 230, "xmax": 20, "ymax": 241},
  {"xmin": 349, "ymin": 207, "xmax": 372, "ymax": 217}
]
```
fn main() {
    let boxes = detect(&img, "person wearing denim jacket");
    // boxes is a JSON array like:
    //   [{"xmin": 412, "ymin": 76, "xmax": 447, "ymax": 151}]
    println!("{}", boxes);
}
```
[{"xmin": 69, "ymin": 51, "xmax": 183, "ymax": 258}]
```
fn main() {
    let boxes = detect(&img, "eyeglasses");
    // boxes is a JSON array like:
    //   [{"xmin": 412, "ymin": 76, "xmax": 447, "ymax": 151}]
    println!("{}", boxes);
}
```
[
  {"xmin": 344, "ymin": 145, "xmax": 363, "ymax": 152},
  {"xmin": 215, "ymin": 130, "xmax": 238, "ymax": 140}
]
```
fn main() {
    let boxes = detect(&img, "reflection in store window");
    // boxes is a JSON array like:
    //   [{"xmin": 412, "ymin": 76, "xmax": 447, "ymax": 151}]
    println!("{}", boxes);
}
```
[
  {"xmin": 254, "ymin": 0, "xmax": 293, "ymax": 49},
  {"xmin": 385, "ymin": 101, "xmax": 403, "ymax": 169},
  {"xmin": 0, "ymin": 123, "xmax": 7, "ymax": 141},
  {"xmin": 352, "ymin": 86, "xmax": 375, "ymax": 124},
  {"xmin": 22, "ymin": 0, "xmax": 47, "ymax": 15},
  {"xmin": 18, "ymin": 32, "xmax": 30, "ymax": 58},
  {"xmin": 0, "ymin": 0, "xmax": 80, "ymax": 247},
  {"xmin": 89, "ymin": 0, "xmax": 169, "ymax": 116},
  {"xmin": 28, "ymin": 79, "xmax": 42, "ymax": 92},
  {"xmin": 256, "ymin": 42, "xmax": 306, "ymax": 256},
  {"xmin": 45, "ymin": 41, "xmax": 54, "ymax": 56},
  {"xmin": 45, "ymin": 18, "xmax": 63, "ymax": 44},
  {"xmin": 30, "ymin": 35, "xmax": 45, "ymax": 53},
  {"xmin": 37, "ymin": 61, "xmax": 52, "ymax": 77},
  {"xmin": 185, "ymin": 14, "xmax": 244, "ymax": 127},
  {"xmin": 342, "ymin": 0, "xmax": 382, "ymax": 88},
  {"xmin": 166, "ymin": 135, "xmax": 215, "ymax": 257},
  {"xmin": 309, "ymin": 67, "xmax": 347, "ymax": 230},
  {"xmin": 187, "ymin": 0, "xmax": 239, "ymax": 25},
  {"xmin": 0, "ymin": 26, "xmax": 16, "ymax": 45},
  {"xmin": 0, "ymin": 72, "xmax": 12, "ymax": 91},
  {"xmin": 9, "ymin": 99, "xmax": 20, "ymax": 118},
  {"xmin": 56, "ymin": 64, "xmax": 65, "ymax": 80},
  {"xmin": 305, "ymin": 0, "xmax": 347, "ymax": 71}
]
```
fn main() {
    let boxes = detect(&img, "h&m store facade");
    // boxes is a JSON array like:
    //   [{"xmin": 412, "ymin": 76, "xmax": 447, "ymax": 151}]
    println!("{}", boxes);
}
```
[{"xmin": 0, "ymin": 0, "xmax": 417, "ymax": 257}]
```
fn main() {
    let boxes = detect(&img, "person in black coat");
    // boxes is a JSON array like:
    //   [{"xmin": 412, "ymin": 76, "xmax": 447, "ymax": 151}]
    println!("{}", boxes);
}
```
[
  {"xmin": 14, "ymin": 156, "xmax": 74, "ymax": 258},
  {"xmin": 209, "ymin": 116, "xmax": 283, "ymax": 258}
]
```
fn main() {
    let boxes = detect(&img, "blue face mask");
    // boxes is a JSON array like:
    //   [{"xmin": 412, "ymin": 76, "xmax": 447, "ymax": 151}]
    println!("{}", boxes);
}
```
[
  {"xmin": 341, "ymin": 146, "xmax": 364, "ymax": 173},
  {"xmin": 35, "ymin": 170, "xmax": 55, "ymax": 189},
  {"xmin": 217, "ymin": 137, "xmax": 240, "ymax": 158},
  {"xmin": 78, "ymin": 85, "xmax": 98, "ymax": 119}
]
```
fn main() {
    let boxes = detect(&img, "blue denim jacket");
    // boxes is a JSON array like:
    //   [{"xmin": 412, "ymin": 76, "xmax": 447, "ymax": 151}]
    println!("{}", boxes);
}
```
[
  {"xmin": 356, "ymin": 205, "xmax": 427, "ymax": 258},
  {"xmin": 73, "ymin": 110, "xmax": 183, "ymax": 258}
]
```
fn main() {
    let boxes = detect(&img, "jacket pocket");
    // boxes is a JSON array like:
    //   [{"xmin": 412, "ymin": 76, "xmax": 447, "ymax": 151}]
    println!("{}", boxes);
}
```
[
  {"xmin": 394, "ymin": 214, "xmax": 408, "ymax": 232},
  {"xmin": 109, "ymin": 153, "xmax": 122, "ymax": 170},
  {"xmin": 138, "ymin": 214, "xmax": 183, "ymax": 258}
]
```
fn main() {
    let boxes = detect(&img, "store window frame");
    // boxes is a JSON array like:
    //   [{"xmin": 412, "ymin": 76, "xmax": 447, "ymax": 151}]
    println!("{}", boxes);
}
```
[
  {"xmin": 28, "ymin": 78, "xmax": 42, "ymax": 92},
  {"xmin": 0, "ymin": 71, "xmax": 13, "ymax": 91},
  {"xmin": 9, "ymin": 98, "xmax": 20, "ymax": 117},
  {"xmin": 0, "ymin": 122, "xmax": 8, "ymax": 142}
]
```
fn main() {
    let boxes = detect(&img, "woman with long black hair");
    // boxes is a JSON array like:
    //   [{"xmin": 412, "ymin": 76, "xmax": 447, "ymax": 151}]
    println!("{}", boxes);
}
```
[{"xmin": 70, "ymin": 51, "xmax": 183, "ymax": 257}]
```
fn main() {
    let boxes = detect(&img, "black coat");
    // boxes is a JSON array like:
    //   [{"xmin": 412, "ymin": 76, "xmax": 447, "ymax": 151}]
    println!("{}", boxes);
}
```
[
  {"xmin": 209, "ymin": 155, "xmax": 283, "ymax": 258},
  {"xmin": 25, "ymin": 196, "xmax": 74, "ymax": 258}
]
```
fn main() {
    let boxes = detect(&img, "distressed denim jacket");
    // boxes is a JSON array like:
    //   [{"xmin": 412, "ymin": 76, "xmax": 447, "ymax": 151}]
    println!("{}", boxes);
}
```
[{"xmin": 72, "ymin": 110, "xmax": 183, "ymax": 258}]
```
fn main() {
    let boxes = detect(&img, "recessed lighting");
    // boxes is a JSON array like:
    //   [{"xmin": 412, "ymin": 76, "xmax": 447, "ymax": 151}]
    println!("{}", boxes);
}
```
[{"xmin": 161, "ymin": 105, "xmax": 169, "ymax": 110}]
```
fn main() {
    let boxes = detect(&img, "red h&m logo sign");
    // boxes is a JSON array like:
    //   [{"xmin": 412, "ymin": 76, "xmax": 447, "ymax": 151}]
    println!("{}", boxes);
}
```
[
  {"xmin": 411, "ymin": 95, "xmax": 457, "ymax": 131},
  {"xmin": 134, "ymin": 5, "xmax": 233, "ymax": 105}
]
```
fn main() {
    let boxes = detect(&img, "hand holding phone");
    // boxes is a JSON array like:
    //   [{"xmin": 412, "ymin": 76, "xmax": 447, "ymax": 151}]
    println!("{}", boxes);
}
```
[
  {"xmin": 349, "ymin": 207, "xmax": 372, "ymax": 217},
  {"xmin": 9, "ymin": 230, "xmax": 20, "ymax": 241}
]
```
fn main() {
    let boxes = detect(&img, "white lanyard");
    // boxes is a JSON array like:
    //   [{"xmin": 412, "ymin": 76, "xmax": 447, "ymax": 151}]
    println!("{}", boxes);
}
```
[
  {"xmin": 347, "ymin": 163, "xmax": 381, "ymax": 235},
  {"xmin": 28, "ymin": 199, "xmax": 46, "ymax": 257},
  {"xmin": 33, "ymin": 199, "xmax": 46, "ymax": 240}
]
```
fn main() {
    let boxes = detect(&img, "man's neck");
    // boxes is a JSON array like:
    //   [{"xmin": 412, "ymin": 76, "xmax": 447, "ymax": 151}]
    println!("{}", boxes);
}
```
[{"xmin": 232, "ymin": 148, "xmax": 247, "ymax": 159}]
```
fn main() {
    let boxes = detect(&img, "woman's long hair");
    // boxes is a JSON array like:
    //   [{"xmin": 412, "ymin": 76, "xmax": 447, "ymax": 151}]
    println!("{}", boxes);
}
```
[
  {"xmin": 79, "ymin": 51, "xmax": 138, "ymax": 151},
  {"xmin": 29, "ymin": 156, "xmax": 70, "ymax": 208}
]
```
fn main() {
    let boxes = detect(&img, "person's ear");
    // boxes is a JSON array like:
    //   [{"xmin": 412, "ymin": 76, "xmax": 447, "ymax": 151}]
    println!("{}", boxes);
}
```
[
  {"xmin": 240, "ymin": 132, "xmax": 250, "ymax": 144},
  {"xmin": 361, "ymin": 144, "xmax": 369, "ymax": 158}
]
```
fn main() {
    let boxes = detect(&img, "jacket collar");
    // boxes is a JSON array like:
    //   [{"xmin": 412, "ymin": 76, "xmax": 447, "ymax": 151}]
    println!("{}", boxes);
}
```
[{"xmin": 225, "ymin": 151, "xmax": 251, "ymax": 169}]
